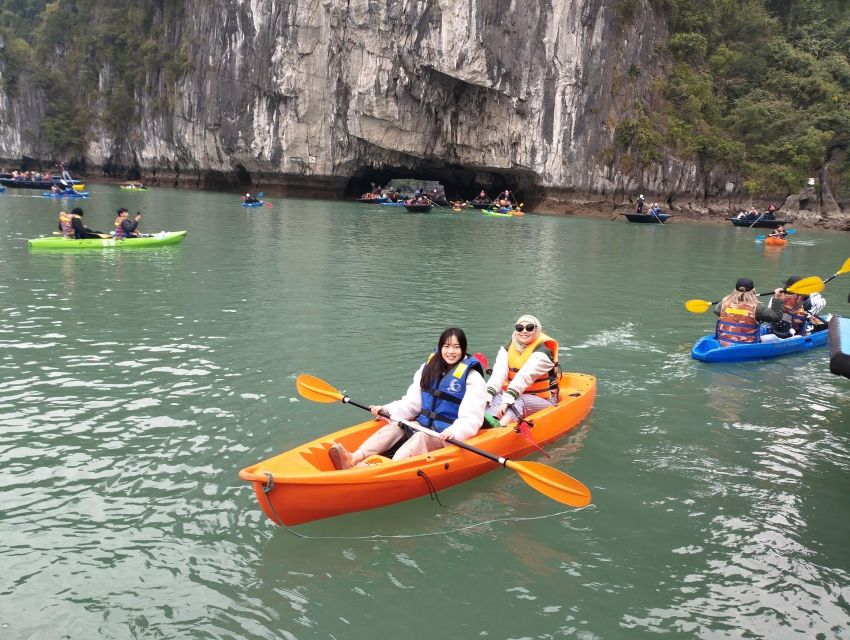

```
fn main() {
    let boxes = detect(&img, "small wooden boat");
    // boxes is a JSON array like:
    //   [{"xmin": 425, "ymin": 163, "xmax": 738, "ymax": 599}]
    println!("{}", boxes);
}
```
[
  {"xmin": 357, "ymin": 196, "xmax": 390, "ymax": 204},
  {"xmin": 764, "ymin": 236, "xmax": 787, "ymax": 246},
  {"xmin": 624, "ymin": 212, "xmax": 671, "ymax": 223},
  {"xmin": 404, "ymin": 204, "xmax": 433, "ymax": 213},
  {"xmin": 239, "ymin": 373, "xmax": 596, "ymax": 525},
  {"xmin": 728, "ymin": 218, "xmax": 788, "ymax": 229},
  {"xmin": 0, "ymin": 176, "xmax": 85, "ymax": 190},
  {"xmin": 468, "ymin": 202, "xmax": 493, "ymax": 209}
]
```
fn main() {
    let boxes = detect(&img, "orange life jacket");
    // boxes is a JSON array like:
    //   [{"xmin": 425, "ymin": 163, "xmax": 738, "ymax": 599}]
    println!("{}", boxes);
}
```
[
  {"xmin": 716, "ymin": 300, "xmax": 760, "ymax": 346},
  {"xmin": 505, "ymin": 333, "xmax": 560, "ymax": 400}
]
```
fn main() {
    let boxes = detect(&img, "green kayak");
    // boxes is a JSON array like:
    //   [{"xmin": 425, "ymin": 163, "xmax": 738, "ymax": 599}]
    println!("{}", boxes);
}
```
[
  {"xmin": 482, "ymin": 210, "xmax": 515, "ymax": 218},
  {"xmin": 28, "ymin": 231, "xmax": 187, "ymax": 250}
]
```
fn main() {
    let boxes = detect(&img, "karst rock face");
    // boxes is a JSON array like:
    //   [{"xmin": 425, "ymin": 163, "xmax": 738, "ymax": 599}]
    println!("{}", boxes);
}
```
[{"xmin": 1, "ymin": 0, "xmax": 845, "ymax": 225}]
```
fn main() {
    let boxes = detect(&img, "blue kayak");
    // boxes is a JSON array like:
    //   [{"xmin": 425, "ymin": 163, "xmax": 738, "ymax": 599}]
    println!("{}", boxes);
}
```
[
  {"xmin": 241, "ymin": 201, "xmax": 264, "ymax": 207},
  {"xmin": 42, "ymin": 191, "xmax": 89, "ymax": 198},
  {"xmin": 691, "ymin": 322, "xmax": 830, "ymax": 363}
]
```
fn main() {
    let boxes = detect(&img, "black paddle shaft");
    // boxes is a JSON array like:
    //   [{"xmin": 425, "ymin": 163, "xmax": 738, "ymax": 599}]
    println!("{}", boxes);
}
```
[{"xmin": 340, "ymin": 395, "xmax": 507, "ymax": 466}]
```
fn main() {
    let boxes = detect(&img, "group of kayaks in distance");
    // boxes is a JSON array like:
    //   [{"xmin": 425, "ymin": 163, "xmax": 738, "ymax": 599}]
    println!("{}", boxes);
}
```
[{"xmin": 358, "ymin": 187, "xmax": 525, "ymax": 215}]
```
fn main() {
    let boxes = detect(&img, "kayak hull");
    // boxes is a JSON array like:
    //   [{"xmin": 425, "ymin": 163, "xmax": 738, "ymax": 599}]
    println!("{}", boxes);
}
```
[
  {"xmin": 624, "ymin": 213, "xmax": 671, "ymax": 223},
  {"xmin": 828, "ymin": 316, "xmax": 850, "ymax": 379},
  {"xmin": 727, "ymin": 218, "xmax": 788, "ymax": 228},
  {"xmin": 691, "ymin": 326, "xmax": 829, "ymax": 362},
  {"xmin": 42, "ymin": 191, "xmax": 89, "ymax": 198},
  {"xmin": 28, "ymin": 231, "xmax": 187, "ymax": 250},
  {"xmin": 239, "ymin": 373, "xmax": 596, "ymax": 525},
  {"xmin": 241, "ymin": 201, "xmax": 264, "ymax": 207},
  {"xmin": 764, "ymin": 236, "xmax": 787, "ymax": 246}
]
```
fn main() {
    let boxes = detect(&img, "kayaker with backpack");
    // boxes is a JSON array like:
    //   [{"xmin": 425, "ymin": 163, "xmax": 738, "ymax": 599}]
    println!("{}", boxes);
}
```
[
  {"xmin": 484, "ymin": 315, "xmax": 561, "ymax": 426},
  {"xmin": 711, "ymin": 278, "xmax": 783, "ymax": 346},
  {"xmin": 114, "ymin": 208, "xmax": 142, "ymax": 238},
  {"xmin": 769, "ymin": 276, "xmax": 827, "ymax": 339},
  {"xmin": 58, "ymin": 207, "xmax": 107, "ymax": 239},
  {"xmin": 327, "ymin": 328, "xmax": 487, "ymax": 470}
]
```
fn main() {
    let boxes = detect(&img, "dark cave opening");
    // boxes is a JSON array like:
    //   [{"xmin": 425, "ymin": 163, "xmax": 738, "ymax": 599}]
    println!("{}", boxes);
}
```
[{"xmin": 344, "ymin": 163, "xmax": 539, "ymax": 205}]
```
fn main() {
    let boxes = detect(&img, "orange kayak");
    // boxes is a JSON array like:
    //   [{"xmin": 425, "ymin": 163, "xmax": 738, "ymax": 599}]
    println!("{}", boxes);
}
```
[
  {"xmin": 239, "ymin": 373, "xmax": 596, "ymax": 525},
  {"xmin": 765, "ymin": 236, "xmax": 787, "ymax": 246}
]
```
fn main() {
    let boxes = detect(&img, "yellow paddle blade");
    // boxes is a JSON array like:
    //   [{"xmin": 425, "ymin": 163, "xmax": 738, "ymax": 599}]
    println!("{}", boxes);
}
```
[
  {"xmin": 836, "ymin": 256, "xmax": 850, "ymax": 276},
  {"xmin": 787, "ymin": 276, "xmax": 824, "ymax": 295},
  {"xmin": 685, "ymin": 299, "xmax": 712, "ymax": 313},
  {"xmin": 295, "ymin": 374, "xmax": 343, "ymax": 403},
  {"xmin": 505, "ymin": 460, "xmax": 592, "ymax": 507}
]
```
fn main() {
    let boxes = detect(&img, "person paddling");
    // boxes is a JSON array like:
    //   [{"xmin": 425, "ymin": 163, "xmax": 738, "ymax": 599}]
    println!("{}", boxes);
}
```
[
  {"xmin": 327, "ymin": 328, "xmax": 487, "ymax": 469},
  {"xmin": 114, "ymin": 208, "xmax": 142, "ymax": 238},
  {"xmin": 58, "ymin": 207, "xmax": 106, "ymax": 239},
  {"xmin": 769, "ymin": 276, "xmax": 827, "ymax": 339},
  {"xmin": 711, "ymin": 278, "xmax": 782, "ymax": 346},
  {"xmin": 768, "ymin": 225, "xmax": 788, "ymax": 239}
]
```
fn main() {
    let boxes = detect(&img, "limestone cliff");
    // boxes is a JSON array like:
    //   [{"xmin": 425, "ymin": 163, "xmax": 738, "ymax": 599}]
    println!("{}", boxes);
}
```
[{"xmin": 0, "ymin": 0, "xmax": 846, "ymax": 227}]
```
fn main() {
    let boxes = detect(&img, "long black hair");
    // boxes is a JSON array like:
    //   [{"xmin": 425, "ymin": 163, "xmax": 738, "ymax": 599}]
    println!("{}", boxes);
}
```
[{"xmin": 420, "ymin": 328, "xmax": 468, "ymax": 390}]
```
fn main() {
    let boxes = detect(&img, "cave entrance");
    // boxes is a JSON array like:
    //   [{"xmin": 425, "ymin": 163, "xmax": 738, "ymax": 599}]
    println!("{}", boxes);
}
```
[{"xmin": 345, "ymin": 163, "xmax": 539, "ymax": 206}]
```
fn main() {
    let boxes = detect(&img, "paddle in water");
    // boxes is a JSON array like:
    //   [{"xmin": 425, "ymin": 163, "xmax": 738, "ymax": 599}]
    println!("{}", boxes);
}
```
[
  {"xmin": 295, "ymin": 374, "xmax": 591, "ymax": 508},
  {"xmin": 685, "ymin": 276, "xmax": 825, "ymax": 314}
]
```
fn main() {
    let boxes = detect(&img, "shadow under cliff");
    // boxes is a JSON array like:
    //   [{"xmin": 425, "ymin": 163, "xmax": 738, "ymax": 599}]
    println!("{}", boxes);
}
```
[{"xmin": 344, "ymin": 163, "xmax": 539, "ymax": 205}]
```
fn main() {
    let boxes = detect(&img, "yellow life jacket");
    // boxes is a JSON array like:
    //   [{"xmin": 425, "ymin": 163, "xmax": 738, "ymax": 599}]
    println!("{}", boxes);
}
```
[
  {"xmin": 58, "ymin": 211, "xmax": 75, "ymax": 237},
  {"xmin": 505, "ymin": 333, "xmax": 560, "ymax": 400}
]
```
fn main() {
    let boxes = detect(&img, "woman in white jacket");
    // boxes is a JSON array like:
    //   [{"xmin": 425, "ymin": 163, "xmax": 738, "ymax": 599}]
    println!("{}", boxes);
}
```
[
  {"xmin": 328, "ymin": 328, "xmax": 487, "ymax": 470},
  {"xmin": 485, "ymin": 315, "xmax": 560, "ymax": 427}
]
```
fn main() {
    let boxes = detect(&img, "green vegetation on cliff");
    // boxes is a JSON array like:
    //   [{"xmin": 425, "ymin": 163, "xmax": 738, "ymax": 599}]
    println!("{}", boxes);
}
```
[
  {"xmin": 615, "ymin": 0, "xmax": 850, "ymax": 198},
  {"xmin": 1, "ymin": 0, "xmax": 187, "ymax": 151}
]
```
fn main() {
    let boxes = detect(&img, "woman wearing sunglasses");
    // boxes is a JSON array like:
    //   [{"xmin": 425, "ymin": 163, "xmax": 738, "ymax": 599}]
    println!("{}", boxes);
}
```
[
  {"xmin": 485, "ymin": 315, "xmax": 560, "ymax": 427},
  {"xmin": 328, "ymin": 328, "xmax": 488, "ymax": 470}
]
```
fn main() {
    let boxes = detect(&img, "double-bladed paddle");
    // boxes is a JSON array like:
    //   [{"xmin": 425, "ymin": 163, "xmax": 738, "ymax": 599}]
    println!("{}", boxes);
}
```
[
  {"xmin": 684, "ymin": 275, "xmax": 825, "ymax": 314},
  {"xmin": 294, "ymin": 374, "xmax": 591, "ymax": 508}
]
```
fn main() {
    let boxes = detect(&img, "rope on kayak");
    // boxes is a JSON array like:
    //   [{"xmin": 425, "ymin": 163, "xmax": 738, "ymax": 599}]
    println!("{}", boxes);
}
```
[
  {"xmin": 417, "ymin": 469, "xmax": 445, "ymax": 507},
  {"xmin": 272, "ymin": 507, "xmax": 590, "ymax": 540},
  {"xmin": 261, "ymin": 473, "xmax": 285, "ymax": 526}
]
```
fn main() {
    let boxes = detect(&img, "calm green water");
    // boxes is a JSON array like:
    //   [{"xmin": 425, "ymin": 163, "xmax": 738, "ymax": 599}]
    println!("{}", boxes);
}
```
[{"xmin": 1, "ymin": 186, "xmax": 849, "ymax": 639}]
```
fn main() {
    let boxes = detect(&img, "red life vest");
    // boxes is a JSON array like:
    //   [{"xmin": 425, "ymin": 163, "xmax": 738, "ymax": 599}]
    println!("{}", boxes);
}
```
[
  {"xmin": 505, "ymin": 333, "xmax": 560, "ymax": 400},
  {"xmin": 716, "ymin": 300, "xmax": 759, "ymax": 346},
  {"xmin": 775, "ymin": 291, "xmax": 808, "ymax": 335}
]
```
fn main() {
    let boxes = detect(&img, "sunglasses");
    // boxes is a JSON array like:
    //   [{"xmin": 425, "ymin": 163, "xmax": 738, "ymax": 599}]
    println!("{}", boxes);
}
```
[{"xmin": 515, "ymin": 323, "xmax": 536, "ymax": 332}]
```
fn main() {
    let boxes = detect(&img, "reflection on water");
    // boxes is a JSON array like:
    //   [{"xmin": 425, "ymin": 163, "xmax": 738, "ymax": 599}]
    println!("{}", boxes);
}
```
[{"xmin": 1, "ymin": 190, "xmax": 849, "ymax": 638}]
